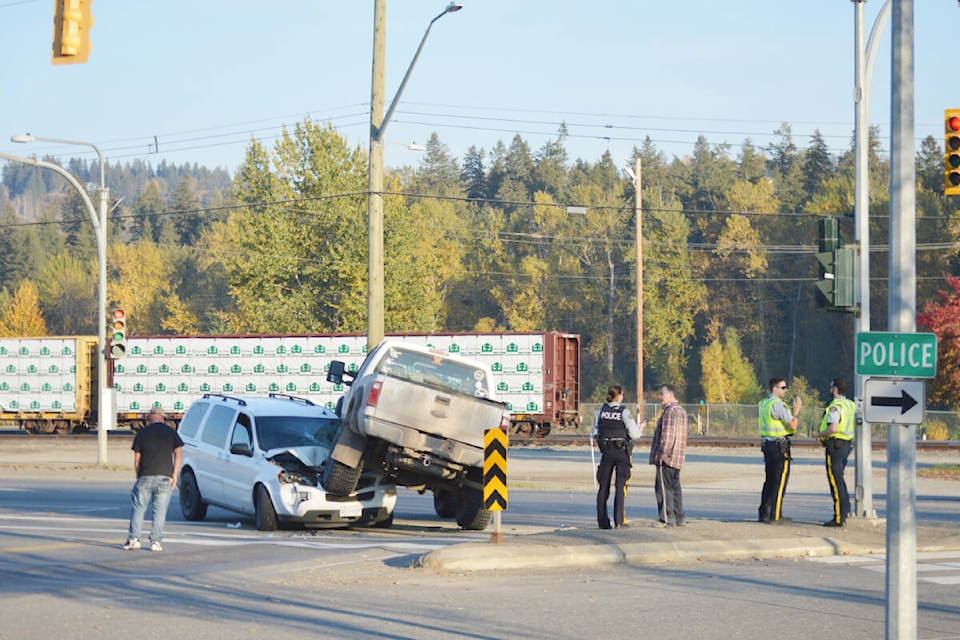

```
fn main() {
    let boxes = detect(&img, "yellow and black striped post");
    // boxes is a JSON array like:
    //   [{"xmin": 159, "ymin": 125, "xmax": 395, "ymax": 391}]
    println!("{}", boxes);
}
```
[{"xmin": 483, "ymin": 428, "xmax": 508, "ymax": 542}]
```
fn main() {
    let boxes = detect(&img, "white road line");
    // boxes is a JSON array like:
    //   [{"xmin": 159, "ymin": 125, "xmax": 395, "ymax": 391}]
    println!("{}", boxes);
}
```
[{"xmin": 808, "ymin": 552, "xmax": 960, "ymax": 585}]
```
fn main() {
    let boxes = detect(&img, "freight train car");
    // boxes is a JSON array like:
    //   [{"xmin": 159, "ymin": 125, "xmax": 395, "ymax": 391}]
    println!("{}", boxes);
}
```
[
  {"xmin": 0, "ymin": 336, "xmax": 99, "ymax": 433},
  {"xmin": 2, "ymin": 332, "xmax": 579, "ymax": 436}
]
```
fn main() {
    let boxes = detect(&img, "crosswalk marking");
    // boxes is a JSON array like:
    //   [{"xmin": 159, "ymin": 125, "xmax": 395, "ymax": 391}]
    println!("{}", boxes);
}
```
[{"xmin": 808, "ymin": 551, "xmax": 960, "ymax": 585}]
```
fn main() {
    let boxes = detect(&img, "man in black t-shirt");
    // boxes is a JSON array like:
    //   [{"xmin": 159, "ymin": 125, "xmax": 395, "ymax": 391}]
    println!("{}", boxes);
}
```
[{"xmin": 123, "ymin": 407, "xmax": 183, "ymax": 552}]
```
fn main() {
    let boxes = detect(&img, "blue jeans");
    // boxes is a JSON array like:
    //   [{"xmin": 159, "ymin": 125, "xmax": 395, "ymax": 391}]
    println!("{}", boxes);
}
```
[{"xmin": 127, "ymin": 475, "xmax": 173, "ymax": 543}]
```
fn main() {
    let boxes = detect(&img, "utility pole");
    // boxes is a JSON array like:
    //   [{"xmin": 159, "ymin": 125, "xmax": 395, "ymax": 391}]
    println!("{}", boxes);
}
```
[
  {"xmin": 634, "ymin": 157, "xmax": 643, "ymax": 421},
  {"xmin": 366, "ymin": 2, "xmax": 462, "ymax": 351}
]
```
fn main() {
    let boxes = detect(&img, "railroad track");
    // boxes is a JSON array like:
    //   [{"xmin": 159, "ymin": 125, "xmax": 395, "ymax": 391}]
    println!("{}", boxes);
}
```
[
  {"xmin": 1, "ymin": 431, "xmax": 957, "ymax": 452},
  {"xmin": 508, "ymin": 434, "xmax": 959, "ymax": 451}
]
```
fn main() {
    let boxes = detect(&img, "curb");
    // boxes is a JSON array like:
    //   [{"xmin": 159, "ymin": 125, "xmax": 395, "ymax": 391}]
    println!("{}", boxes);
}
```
[
  {"xmin": 417, "ymin": 542, "xmax": 624, "ymax": 571},
  {"xmin": 417, "ymin": 536, "xmax": 887, "ymax": 572}
]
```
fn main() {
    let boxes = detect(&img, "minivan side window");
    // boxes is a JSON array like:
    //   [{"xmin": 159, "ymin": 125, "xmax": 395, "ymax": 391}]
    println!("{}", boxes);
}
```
[
  {"xmin": 201, "ymin": 404, "xmax": 235, "ymax": 448},
  {"xmin": 178, "ymin": 402, "xmax": 209, "ymax": 439},
  {"xmin": 230, "ymin": 413, "xmax": 252, "ymax": 451}
]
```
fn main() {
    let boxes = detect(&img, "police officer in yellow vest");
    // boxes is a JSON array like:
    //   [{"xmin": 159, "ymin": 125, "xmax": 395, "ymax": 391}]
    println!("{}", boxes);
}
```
[
  {"xmin": 758, "ymin": 377, "xmax": 802, "ymax": 524},
  {"xmin": 818, "ymin": 379, "xmax": 856, "ymax": 527}
]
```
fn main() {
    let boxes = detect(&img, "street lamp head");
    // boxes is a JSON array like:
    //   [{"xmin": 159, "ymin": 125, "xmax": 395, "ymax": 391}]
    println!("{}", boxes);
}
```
[
  {"xmin": 445, "ymin": 2, "xmax": 463, "ymax": 13},
  {"xmin": 10, "ymin": 134, "xmax": 36, "ymax": 144},
  {"xmin": 407, "ymin": 143, "xmax": 427, "ymax": 151}
]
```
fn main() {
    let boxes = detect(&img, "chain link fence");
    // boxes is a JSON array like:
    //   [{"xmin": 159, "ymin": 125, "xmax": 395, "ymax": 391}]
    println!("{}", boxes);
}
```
[{"xmin": 577, "ymin": 403, "xmax": 960, "ymax": 441}]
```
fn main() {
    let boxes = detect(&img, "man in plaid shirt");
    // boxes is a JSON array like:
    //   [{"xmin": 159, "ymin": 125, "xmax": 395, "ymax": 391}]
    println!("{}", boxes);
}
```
[{"xmin": 648, "ymin": 384, "xmax": 688, "ymax": 526}]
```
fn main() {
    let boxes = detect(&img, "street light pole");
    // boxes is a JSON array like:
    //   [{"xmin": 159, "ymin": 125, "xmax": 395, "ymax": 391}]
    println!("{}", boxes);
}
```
[
  {"xmin": 851, "ymin": 0, "xmax": 890, "ymax": 520},
  {"xmin": 367, "ymin": 1, "xmax": 461, "ymax": 351},
  {"xmin": 8, "ymin": 134, "xmax": 112, "ymax": 464}
]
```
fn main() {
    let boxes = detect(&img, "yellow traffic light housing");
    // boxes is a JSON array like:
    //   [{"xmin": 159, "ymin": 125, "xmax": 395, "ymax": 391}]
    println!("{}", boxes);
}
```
[
  {"xmin": 52, "ymin": 0, "xmax": 93, "ymax": 65},
  {"xmin": 109, "ymin": 308, "xmax": 127, "ymax": 358},
  {"xmin": 946, "ymin": 109, "xmax": 960, "ymax": 196}
]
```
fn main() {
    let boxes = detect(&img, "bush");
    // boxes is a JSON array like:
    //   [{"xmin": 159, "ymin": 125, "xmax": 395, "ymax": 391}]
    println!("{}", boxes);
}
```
[{"xmin": 923, "ymin": 420, "xmax": 950, "ymax": 441}]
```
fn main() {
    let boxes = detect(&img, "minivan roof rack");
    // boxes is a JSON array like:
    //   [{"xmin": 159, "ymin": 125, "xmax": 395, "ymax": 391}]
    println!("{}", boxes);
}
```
[
  {"xmin": 202, "ymin": 393, "xmax": 247, "ymax": 406},
  {"xmin": 268, "ymin": 393, "xmax": 315, "ymax": 406}
]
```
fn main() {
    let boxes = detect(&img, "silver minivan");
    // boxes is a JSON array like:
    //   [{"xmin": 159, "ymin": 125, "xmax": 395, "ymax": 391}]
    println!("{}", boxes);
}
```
[{"xmin": 178, "ymin": 393, "xmax": 396, "ymax": 530}]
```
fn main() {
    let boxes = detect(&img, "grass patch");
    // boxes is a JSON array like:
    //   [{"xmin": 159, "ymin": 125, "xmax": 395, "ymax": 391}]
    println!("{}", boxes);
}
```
[{"xmin": 918, "ymin": 465, "xmax": 960, "ymax": 480}]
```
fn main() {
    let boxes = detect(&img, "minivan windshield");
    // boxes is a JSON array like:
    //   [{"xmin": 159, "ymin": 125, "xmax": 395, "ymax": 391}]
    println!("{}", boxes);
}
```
[{"xmin": 256, "ymin": 416, "xmax": 339, "ymax": 452}]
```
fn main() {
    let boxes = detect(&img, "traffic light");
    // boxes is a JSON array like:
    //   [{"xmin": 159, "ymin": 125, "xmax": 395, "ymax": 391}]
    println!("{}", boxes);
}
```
[
  {"xmin": 109, "ymin": 308, "xmax": 126, "ymax": 358},
  {"xmin": 815, "ymin": 217, "xmax": 855, "ymax": 310},
  {"xmin": 52, "ymin": 0, "xmax": 93, "ymax": 65},
  {"xmin": 946, "ymin": 109, "xmax": 960, "ymax": 196}
]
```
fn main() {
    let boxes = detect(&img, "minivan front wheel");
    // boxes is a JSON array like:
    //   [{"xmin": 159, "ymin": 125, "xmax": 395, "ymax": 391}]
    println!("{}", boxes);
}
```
[{"xmin": 255, "ymin": 485, "xmax": 278, "ymax": 531}]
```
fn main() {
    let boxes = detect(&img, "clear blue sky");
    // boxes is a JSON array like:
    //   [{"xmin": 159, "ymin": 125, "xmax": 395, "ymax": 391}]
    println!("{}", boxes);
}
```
[{"xmin": 0, "ymin": 0, "xmax": 954, "ymax": 177}]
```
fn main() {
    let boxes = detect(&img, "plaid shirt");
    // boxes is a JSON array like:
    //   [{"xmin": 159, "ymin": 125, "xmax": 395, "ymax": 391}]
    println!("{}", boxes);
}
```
[{"xmin": 648, "ymin": 401, "xmax": 688, "ymax": 469}]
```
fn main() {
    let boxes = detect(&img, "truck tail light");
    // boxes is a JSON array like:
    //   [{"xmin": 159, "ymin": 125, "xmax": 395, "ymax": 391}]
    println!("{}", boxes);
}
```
[
  {"xmin": 367, "ymin": 381, "xmax": 382, "ymax": 407},
  {"xmin": 500, "ymin": 414, "xmax": 511, "ymax": 431}
]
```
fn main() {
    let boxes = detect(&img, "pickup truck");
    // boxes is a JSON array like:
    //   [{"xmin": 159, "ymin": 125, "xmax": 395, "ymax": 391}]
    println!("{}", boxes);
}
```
[{"xmin": 322, "ymin": 340, "xmax": 510, "ymax": 530}]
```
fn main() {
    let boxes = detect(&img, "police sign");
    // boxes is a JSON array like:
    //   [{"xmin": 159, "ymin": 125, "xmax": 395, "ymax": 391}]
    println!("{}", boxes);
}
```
[{"xmin": 855, "ymin": 332, "xmax": 937, "ymax": 378}]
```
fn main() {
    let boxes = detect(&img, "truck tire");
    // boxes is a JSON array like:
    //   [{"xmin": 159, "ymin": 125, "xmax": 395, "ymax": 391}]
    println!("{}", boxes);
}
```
[
  {"xmin": 456, "ymin": 487, "xmax": 491, "ymax": 530},
  {"xmin": 321, "ymin": 458, "xmax": 362, "ymax": 496},
  {"xmin": 433, "ymin": 488, "xmax": 460, "ymax": 519},
  {"xmin": 255, "ymin": 485, "xmax": 279, "ymax": 531},
  {"xmin": 179, "ymin": 469, "xmax": 208, "ymax": 521}
]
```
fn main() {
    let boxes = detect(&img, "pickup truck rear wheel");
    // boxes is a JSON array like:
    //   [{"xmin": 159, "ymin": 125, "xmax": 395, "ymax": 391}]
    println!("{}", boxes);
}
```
[
  {"xmin": 321, "ymin": 459, "xmax": 362, "ymax": 496},
  {"xmin": 433, "ymin": 489, "xmax": 460, "ymax": 519},
  {"xmin": 456, "ymin": 487, "xmax": 491, "ymax": 530}
]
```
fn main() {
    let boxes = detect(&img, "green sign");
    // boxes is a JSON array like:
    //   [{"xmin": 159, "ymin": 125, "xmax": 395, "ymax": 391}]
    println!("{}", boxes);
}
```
[{"xmin": 856, "ymin": 332, "xmax": 937, "ymax": 378}]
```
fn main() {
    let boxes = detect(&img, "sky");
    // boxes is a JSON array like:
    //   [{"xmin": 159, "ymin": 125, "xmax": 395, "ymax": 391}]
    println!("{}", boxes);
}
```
[{"xmin": 0, "ymin": 0, "xmax": 956, "ymax": 178}]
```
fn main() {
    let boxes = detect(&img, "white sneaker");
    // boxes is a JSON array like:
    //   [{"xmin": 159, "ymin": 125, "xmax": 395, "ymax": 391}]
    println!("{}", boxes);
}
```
[
  {"xmin": 149, "ymin": 541, "xmax": 163, "ymax": 552},
  {"xmin": 122, "ymin": 538, "xmax": 141, "ymax": 551}
]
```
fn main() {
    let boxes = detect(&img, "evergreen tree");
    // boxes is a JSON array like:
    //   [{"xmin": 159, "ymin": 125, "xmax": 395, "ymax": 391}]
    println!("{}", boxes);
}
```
[
  {"xmin": 170, "ymin": 176, "xmax": 204, "ymax": 246},
  {"xmin": 461, "ymin": 146, "xmax": 487, "ymax": 201},
  {"xmin": 801, "ymin": 130, "xmax": 835, "ymax": 203}
]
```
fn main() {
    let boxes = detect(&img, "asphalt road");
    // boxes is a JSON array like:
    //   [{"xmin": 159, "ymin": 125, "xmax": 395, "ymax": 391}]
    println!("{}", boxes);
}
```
[{"xmin": 2, "ymin": 440, "xmax": 959, "ymax": 639}]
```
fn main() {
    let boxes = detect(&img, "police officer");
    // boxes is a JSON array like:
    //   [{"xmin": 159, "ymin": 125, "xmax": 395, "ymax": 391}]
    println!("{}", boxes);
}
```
[
  {"xmin": 758, "ymin": 377, "xmax": 802, "ymax": 524},
  {"xmin": 819, "ymin": 379, "xmax": 856, "ymax": 527},
  {"xmin": 592, "ymin": 385, "xmax": 640, "ymax": 529}
]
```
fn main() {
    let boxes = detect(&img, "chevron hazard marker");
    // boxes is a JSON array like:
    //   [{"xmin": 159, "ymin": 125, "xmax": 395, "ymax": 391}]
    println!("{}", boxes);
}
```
[{"xmin": 483, "ymin": 428, "xmax": 508, "ymax": 511}]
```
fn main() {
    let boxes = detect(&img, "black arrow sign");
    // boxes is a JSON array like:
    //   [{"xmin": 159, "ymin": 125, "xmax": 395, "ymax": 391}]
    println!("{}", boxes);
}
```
[{"xmin": 870, "ymin": 389, "xmax": 918, "ymax": 415}]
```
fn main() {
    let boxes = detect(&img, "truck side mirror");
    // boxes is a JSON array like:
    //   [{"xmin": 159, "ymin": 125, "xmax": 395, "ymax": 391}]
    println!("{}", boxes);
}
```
[{"xmin": 327, "ymin": 360, "xmax": 354, "ymax": 386}]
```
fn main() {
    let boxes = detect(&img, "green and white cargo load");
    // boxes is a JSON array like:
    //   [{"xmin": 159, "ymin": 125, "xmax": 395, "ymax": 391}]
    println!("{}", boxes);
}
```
[{"xmin": 2, "ymin": 332, "xmax": 579, "ymax": 435}]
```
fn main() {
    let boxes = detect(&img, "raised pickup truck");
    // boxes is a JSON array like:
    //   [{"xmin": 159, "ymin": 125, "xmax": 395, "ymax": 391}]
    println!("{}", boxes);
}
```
[{"xmin": 322, "ymin": 340, "xmax": 510, "ymax": 530}]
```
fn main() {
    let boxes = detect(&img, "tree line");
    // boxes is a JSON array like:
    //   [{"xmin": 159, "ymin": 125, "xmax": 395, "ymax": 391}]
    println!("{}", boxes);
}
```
[{"xmin": 2, "ymin": 119, "xmax": 959, "ymax": 410}]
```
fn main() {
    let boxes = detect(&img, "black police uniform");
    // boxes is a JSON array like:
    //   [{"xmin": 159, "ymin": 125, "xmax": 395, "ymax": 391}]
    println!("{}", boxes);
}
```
[{"xmin": 595, "ymin": 403, "xmax": 632, "ymax": 529}]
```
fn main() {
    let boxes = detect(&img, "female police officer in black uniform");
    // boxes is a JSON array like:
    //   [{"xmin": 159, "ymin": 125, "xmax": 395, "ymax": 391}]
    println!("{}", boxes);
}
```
[{"xmin": 592, "ymin": 385, "xmax": 640, "ymax": 529}]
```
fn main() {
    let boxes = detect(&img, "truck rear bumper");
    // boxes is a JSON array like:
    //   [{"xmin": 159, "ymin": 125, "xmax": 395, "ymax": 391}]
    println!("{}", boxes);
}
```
[{"xmin": 360, "ymin": 417, "xmax": 482, "ymax": 467}]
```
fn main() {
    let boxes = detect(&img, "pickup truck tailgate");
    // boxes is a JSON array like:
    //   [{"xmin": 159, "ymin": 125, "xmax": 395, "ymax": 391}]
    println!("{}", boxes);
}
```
[{"xmin": 367, "ymin": 375, "xmax": 506, "ymax": 448}]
